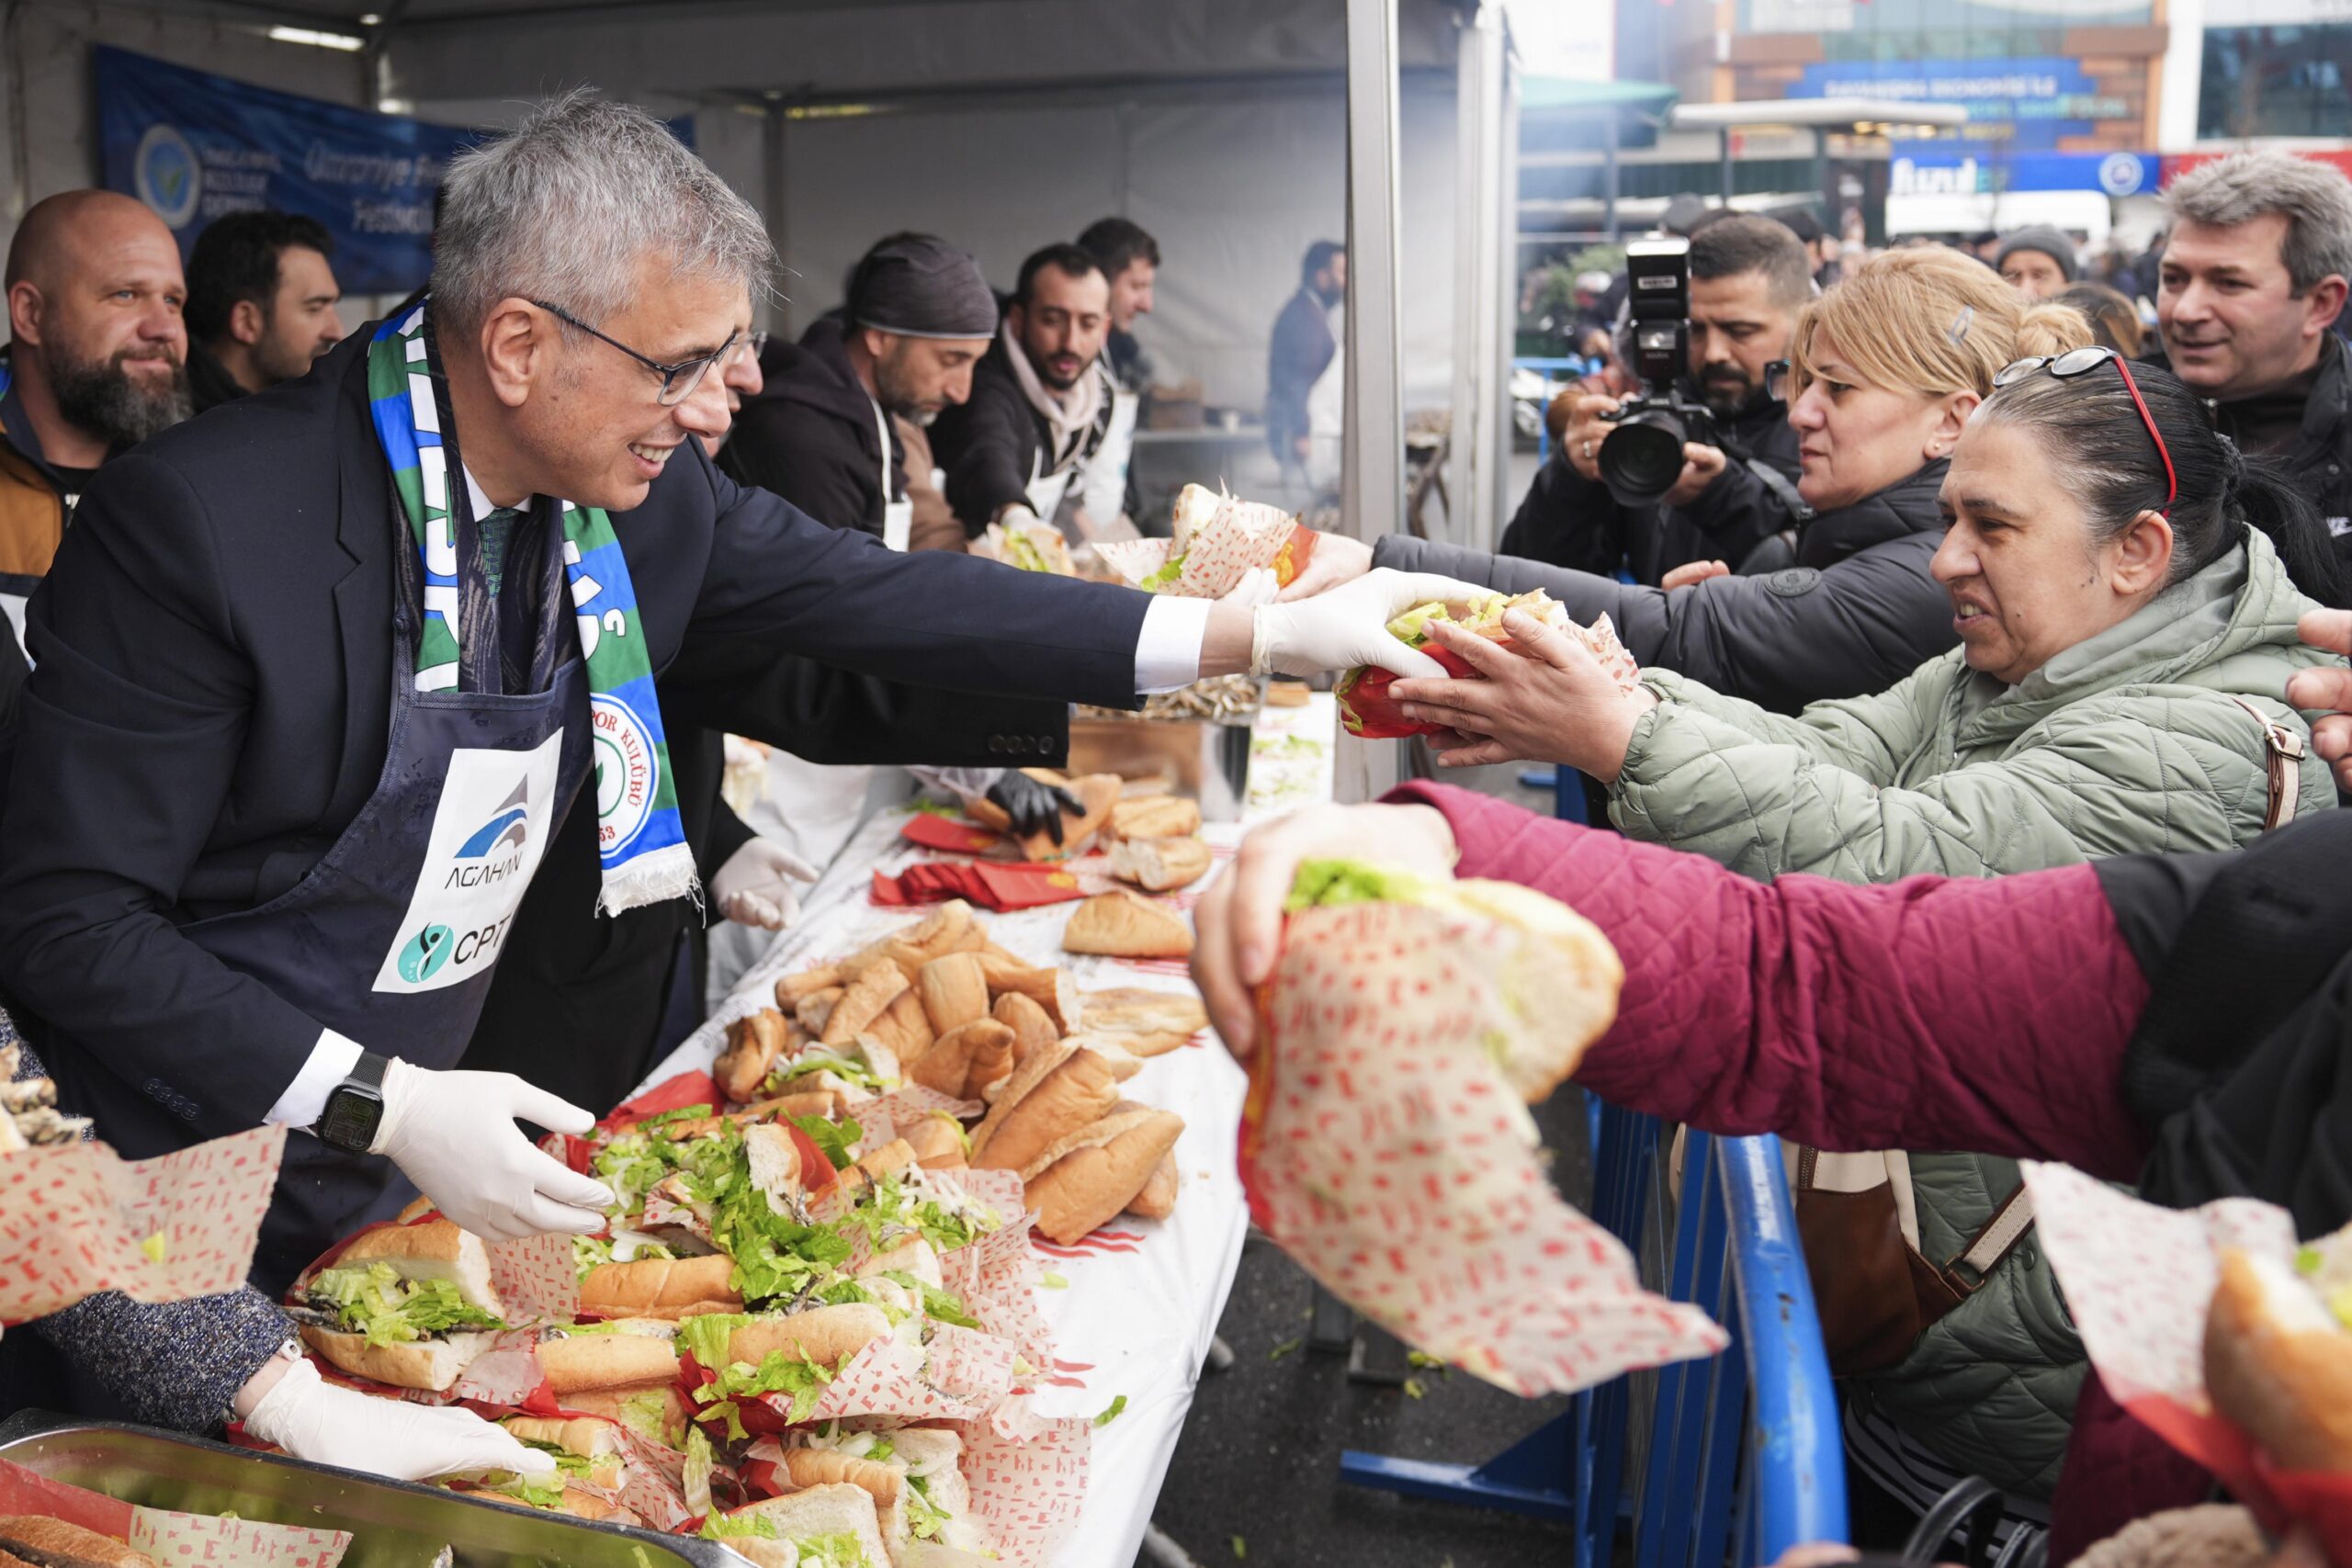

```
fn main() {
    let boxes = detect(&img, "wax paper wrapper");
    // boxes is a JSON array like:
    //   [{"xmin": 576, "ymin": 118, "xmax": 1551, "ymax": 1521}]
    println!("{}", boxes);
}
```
[
  {"xmin": 0, "ymin": 1125, "xmax": 285, "ymax": 1324},
  {"xmin": 0, "ymin": 1456, "xmax": 350, "ymax": 1566},
  {"xmin": 1094, "ymin": 486, "xmax": 1313, "ymax": 597},
  {"xmin": 1240, "ymin": 899, "xmax": 1725, "ymax": 1394},
  {"xmin": 1338, "ymin": 610, "xmax": 1641, "ymax": 740},
  {"xmin": 690, "ymin": 1325, "xmax": 1019, "ymax": 1435},
  {"xmin": 2023, "ymin": 1161, "xmax": 2352, "ymax": 1554},
  {"xmin": 956, "ymin": 1403, "xmax": 1091, "ymax": 1568}
]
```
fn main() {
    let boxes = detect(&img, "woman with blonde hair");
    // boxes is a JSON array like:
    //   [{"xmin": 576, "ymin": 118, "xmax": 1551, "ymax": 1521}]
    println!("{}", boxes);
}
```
[{"xmin": 1299, "ymin": 246, "xmax": 2095, "ymax": 713}]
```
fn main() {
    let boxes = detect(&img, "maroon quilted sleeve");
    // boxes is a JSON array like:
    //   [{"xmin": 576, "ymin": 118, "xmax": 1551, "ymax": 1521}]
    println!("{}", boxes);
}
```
[{"xmin": 1390, "ymin": 783, "xmax": 2153, "ymax": 1179}]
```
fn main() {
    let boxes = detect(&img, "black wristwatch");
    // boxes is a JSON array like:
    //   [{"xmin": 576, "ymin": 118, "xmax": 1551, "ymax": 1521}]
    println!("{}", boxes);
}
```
[{"xmin": 313, "ymin": 1050, "xmax": 391, "ymax": 1154}]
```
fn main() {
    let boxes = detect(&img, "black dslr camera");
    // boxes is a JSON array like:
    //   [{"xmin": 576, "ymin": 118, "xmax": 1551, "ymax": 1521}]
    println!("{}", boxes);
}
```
[{"xmin": 1597, "ymin": 238, "xmax": 1723, "ymax": 507}]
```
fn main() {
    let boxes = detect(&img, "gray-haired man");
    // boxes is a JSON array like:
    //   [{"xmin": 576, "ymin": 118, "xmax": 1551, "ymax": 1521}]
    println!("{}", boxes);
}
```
[
  {"xmin": 2158, "ymin": 150, "xmax": 2352, "ymax": 553},
  {"xmin": 0, "ymin": 92, "xmax": 1475, "ymax": 1294}
]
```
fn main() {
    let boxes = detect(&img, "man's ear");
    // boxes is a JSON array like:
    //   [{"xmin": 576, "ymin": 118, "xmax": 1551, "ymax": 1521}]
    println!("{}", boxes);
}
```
[
  {"xmin": 229, "ymin": 298, "xmax": 266, "ymax": 348},
  {"xmin": 1004, "ymin": 301, "xmax": 1027, "ymax": 342},
  {"xmin": 2110, "ymin": 509, "xmax": 2175, "ymax": 596},
  {"xmin": 6, "ymin": 281, "xmax": 43, "ymax": 348},
  {"xmin": 2305, "ymin": 274, "xmax": 2349, "ymax": 339},
  {"xmin": 478, "ymin": 299, "xmax": 549, "ymax": 409}
]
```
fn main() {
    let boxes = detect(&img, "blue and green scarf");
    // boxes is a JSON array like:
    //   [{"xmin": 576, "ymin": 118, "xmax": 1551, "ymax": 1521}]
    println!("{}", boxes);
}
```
[{"xmin": 367, "ymin": 300, "xmax": 696, "ymax": 914}]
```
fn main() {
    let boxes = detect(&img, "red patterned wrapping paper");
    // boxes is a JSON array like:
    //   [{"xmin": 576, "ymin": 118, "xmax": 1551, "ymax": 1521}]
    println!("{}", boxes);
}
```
[
  {"xmin": 2023, "ymin": 1162, "xmax": 2352, "ymax": 1555},
  {"xmin": 0, "ymin": 1456, "xmax": 350, "ymax": 1566},
  {"xmin": 1094, "ymin": 491, "xmax": 1312, "ymax": 598},
  {"xmin": 1240, "ymin": 900, "xmax": 1726, "ymax": 1394},
  {"xmin": 956, "ymin": 1404, "xmax": 1091, "ymax": 1568},
  {"xmin": 0, "ymin": 1126, "xmax": 286, "ymax": 1324}
]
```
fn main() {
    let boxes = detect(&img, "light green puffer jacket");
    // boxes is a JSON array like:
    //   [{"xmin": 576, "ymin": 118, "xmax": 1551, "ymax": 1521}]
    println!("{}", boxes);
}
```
[{"xmin": 1610, "ymin": 528, "xmax": 2335, "ymax": 1496}]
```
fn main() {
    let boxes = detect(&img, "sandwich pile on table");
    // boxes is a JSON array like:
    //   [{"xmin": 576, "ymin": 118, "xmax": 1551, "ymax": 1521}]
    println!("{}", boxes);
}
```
[{"xmin": 270, "ymin": 777, "xmax": 1222, "ymax": 1566}]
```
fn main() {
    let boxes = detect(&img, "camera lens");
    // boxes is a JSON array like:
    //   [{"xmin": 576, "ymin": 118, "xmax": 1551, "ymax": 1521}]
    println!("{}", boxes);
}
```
[{"xmin": 1599, "ymin": 411, "xmax": 1688, "ymax": 506}]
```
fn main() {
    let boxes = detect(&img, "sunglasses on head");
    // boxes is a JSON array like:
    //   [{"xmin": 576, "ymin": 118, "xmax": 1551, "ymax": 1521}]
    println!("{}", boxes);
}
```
[{"xmin": 1992, "ymin": 345, "xmax": 2177, "ymax": 517}]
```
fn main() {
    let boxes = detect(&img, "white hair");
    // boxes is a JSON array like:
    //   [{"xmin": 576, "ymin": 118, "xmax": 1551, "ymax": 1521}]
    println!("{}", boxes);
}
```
[
  {"xmin": 2165, "ymin": 150, "xmax": 2352, "ymax": 295},
  {"xmin": 431, "ymin": 89, "xmax": 774, "ymax": 335}
]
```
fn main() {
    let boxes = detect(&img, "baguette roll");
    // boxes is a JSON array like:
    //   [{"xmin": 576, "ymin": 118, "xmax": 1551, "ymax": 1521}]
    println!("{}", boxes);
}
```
[
  {"xmin": 1023, "ymin": 1109, "xmax": 1185, "ymax": 1246},
  {"xmin": 1108, "ymin": 835, "xmax": 1212, "ymax": 893},
  {"xmin": 969, "ymin": 1045, "xmax": 1119, "ymax": 1173},
  {"xmin": 2206, "ymin": 1247, "xmax": 2352, "ymax": 1472},
  {"xmin": 777, "ymin": 966, "xmax": 843, "ymax": 1005},
  {"xmin": 918, "ymin": 953, "xmax": 992, "ymax": 1037},
  {"xmin": 822, "ymin": 962, "xmax": 911, "ymax": 1047},
  {"xmin": 721, "ymin": 1304, "xmax": 892, "ymax": 1370},
  {"xmin": 718, "ymin": 1009, "xmax": 793, "ymax": 1105},
  {"xmin": 899, "ymin": 1112, "xmax": 968, "ymax": 1171},
  {"xmin": 797, "ymin": 987, "xmax": 845, "ymax": 1036},
  {"xmin": 579, "ymin": 1253, "xmax": 741, "ymax": 1321},
  {"xmin": 537, "ymin": 1331, "xmax": 684, "ymax": 1393},
  {"xmin": 1126, "ymin": 1152, "xmax": 1180, "ymax": 1221},
  {"xmin": 300, "ymin": 1326, "xmax": 496, "ymax": 1393},
  {"xmin": 0, "ymin": 1518, "xmax": 158, "ymax": 1568},
  {"xmin": 910, "ymin": 1019, "xmax": 1014, "ymax": 1101},
  {"xmin": 992, "ymin": 992, "xmax": 1060, "ymax": 1066},
  {"xmin": 1062, "ymin": 890, "xmax": 1193, "ymax": 959}
]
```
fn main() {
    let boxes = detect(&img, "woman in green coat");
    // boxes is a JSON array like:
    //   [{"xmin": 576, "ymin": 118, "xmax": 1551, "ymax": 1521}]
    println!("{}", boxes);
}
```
[{"xmin": 1384, "ymin": 351, "xmax": 2352, "ymax": 1514}]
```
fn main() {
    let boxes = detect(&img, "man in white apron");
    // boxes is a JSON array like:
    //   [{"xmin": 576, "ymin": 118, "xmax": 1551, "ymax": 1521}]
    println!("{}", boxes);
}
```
[
  {"xmin": 929, "ymin": 243, "xmax": 1116, "ymax": 546},
  {"xmin": 1076, "ymin": 217, "xmax": 1160, "ymax": 534},
  {"xmin": 1266, "ymin": 240, "xmax": 1346, "ymax": 497}
]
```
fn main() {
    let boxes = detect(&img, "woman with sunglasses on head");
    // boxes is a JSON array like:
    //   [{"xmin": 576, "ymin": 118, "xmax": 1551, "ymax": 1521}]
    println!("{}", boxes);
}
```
[
  {"xmin": 1283, "ymin": 248, "xmax": 2096, "ymax": 716},
  {"xmin": 1376, "ymin": 346, "xmax": 2347, "ymax": 1535}
]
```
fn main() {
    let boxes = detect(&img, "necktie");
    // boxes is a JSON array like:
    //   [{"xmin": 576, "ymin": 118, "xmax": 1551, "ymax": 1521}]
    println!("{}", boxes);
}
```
[{"xmin": 478, "ymin": 505, "xmax": 521, "ymax": 597}]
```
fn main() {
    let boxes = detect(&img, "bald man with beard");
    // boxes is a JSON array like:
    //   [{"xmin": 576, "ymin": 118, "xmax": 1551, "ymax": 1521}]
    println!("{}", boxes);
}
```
[{"xmin": 0, "ymin": 191, "xmax": 192, "ymax": 700}]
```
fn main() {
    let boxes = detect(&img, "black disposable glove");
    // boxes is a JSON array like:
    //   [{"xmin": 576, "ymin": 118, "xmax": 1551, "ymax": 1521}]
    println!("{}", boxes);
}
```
[{"xmin": 988, "ymin": 772, "xmax": 1081, "ymax": 843}]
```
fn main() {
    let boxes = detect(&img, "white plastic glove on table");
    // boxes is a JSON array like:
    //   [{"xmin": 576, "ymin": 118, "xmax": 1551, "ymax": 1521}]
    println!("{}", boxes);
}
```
[
  {"xmin": 243, "ymin": 1356, "xmax": 556, "ymax": 1482},
  {"xmin": 1249, "ymin": 568, "xmax": 1494, "ymax": 680},
  {"xmin": 710, "ymin": 837, "xmax": 821, "ymax": 931},
  {"xmin": 369, "ymin": 1058, "xmax": 612, "ymax": 1242}
]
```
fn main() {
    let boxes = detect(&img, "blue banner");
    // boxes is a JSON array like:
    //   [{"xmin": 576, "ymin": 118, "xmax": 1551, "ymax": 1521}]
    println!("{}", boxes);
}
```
[
  {"xmin": 1791, "ymin": 56, "xmax": 2133, "ymax": 151},
  {"xmin": 1888, "ymin": 146, "xmax": 2155, "ymax": 198},
  {"xmin": 96, "ymin": 46, "xmax": 474, "ymax": 295}
]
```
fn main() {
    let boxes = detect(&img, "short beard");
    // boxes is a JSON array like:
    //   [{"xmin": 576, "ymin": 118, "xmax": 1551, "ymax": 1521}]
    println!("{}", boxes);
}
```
[
  {"xmin": 872, "ymin": 349, "xmax": 937, "ymax": 424},
  {"xmin": 49, "ymin": 345, "xmax": 191, "ymax": 450}
]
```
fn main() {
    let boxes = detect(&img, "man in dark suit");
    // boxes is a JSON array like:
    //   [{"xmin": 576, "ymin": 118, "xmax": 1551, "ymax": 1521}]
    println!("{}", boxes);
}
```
[{"xmin": 0, "ymin": 93, "xmax": 1464, "ymax": 1297}]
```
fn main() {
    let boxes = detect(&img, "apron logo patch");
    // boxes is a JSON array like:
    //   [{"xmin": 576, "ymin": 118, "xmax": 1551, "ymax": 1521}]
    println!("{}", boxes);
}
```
[
  {"xmin": 373, "ymin": 732, "xmax": 565, "ymax": 997},
  {"xmin": 591, "ymin": 694, "xmax": 661, "ymax": 854},
  {"xmin": 397, "ymin": 924, "xmax": 456, "ymax": 984}
]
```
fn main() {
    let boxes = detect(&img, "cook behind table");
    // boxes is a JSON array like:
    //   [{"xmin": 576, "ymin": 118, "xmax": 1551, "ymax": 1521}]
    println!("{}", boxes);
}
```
[
  {"xmin": 1306, "ymin": 247, "xmax": 2094, "ymax": 717},
  {"xmin": 1378, "ymin": 352, "xmax": 2348, "ymax": 1508}
]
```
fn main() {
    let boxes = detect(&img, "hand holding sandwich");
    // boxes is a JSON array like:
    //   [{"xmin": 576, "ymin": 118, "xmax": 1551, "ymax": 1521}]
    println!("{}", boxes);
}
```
[
  {"xmin": 1388, "ymin": 610, "xmax": 1658, "ymax": 779},
  {"xmin": 1190, "ymin": 802, "xmax": 1459, "ymax": 1055},
  {"xmin": 238, "ymin": 1354, "xmax": 555, "ymax": 1483},
  {"xmin": 1248, "ymin": 569, "xmax": 1494, "ymax": 681},
  {"xmin": 370, "ymin": 1060, "xmax": 613, "ymax": 1242}
]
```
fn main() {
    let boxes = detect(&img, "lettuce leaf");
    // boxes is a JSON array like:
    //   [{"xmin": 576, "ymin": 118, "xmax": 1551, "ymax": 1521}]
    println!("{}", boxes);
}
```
[
  {"xmin": 1139, "ymin": 555, "xmax": 1186, "ymax": 592},
  {"xmin": 1285, "ymin": 860, "xmax": 1440, "ymax": 913},
  {"xmin": 699, "ymin": 1510, "xmax": 779, "ymax": 1540},
  {"xmin": 792, "ymin": 1113, "xmax": 863, "ymax": 1171},
  {"xmin": 307, "ymin": 1261, "xmax": 503, "ymax": 1347},
  {"xmin": 766, "ymin": 1052, "xmax": 889, "ymax": 1095},
  {"xmin": 795, "ymin": 1534, "xmax": 877, "ymax": 1568},
  {"xmin": 881, "ymin": 1270, "xmax": 978, "ymax": 1328}
]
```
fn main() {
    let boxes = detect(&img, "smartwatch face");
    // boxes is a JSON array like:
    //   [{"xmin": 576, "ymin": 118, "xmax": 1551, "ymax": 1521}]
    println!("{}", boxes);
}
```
[{"xmin": 315, "ymin": 1085, "xmax": 384, "ymax": 1154}]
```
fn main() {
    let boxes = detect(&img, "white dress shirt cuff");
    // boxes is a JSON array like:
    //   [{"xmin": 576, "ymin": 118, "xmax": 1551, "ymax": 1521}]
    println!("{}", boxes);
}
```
[
  {"xmin": 264, "ymin": 1029, "xmax": 365, "ymax": 1129},
  {"xmin": 1134, "ymin": 595, "xmax": 1213, "ymax": 694}
]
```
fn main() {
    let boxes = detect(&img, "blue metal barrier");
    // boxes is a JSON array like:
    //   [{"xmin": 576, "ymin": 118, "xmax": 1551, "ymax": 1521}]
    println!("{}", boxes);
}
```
[{"xmin": 1338, "ymin": 1116, "xmax": 1849, "ymax": 1564}]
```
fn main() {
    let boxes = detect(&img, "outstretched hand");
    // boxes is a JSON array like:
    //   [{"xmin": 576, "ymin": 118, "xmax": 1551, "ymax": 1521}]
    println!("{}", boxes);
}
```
[
  {"xmin": 1385, "ymin": 611, "xmax": 1657, "ymax": 779},
  {"xmin": 2288, "ymin": 608, "xmax": 2352, "ymax": 791}
]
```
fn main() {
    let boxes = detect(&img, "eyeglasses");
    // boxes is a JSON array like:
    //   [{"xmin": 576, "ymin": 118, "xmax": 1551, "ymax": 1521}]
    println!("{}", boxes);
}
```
[
  {"xmin": 531, "ymin": 299, "xmax": 743, "ymax": 407},
  {"xmin": 1993, "ymin": 345, "xmax": 2177, "ymax": 516},
  {"xmin": 733, "ymin": 331, "xmax": 770, "ymax": 364}
]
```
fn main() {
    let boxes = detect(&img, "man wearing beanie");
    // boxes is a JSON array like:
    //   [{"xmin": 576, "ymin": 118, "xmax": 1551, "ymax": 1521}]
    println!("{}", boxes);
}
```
[
  {"xmin": 1996, "ymin": 226, "xmax": 2079, "ymax": 298},
  {"xmin": 720, "ymin": 233, "xmax": 995, "ymax": 552}
]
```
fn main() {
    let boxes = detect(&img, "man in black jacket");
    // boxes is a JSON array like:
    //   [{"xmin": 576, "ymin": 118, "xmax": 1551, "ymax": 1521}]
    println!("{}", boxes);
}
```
[
  {"xmin": 929, "ymin": 243, "xmax": 1114, "ymax": 538},
  {"xmin": 721, "ymin": 233, "xmax": 992, "ymax": 546},
  {"xmin": 2155, "ymin": 150, "xmax": 2352, "ymax": 557},
  {"xmin": 182, "ymin": 209, "xmax": 345, "ymax": 414},
  {"xmin": 1266, "ymin": 240, "xmax": 1342, "ymax": 476},
  {"xmin": 1507, "ymin": 215, "xmax": 1813, "ymax": 584},
  {"xmin": 0, "ymin": 95, "xmax": 1449, "ymax": 1290}
]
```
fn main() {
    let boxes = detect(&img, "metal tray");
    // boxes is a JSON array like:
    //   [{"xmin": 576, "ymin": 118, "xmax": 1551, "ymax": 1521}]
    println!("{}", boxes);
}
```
[{"xmin": 0, "ymin": 1411, "xmax": 745, "ymax": 1567}]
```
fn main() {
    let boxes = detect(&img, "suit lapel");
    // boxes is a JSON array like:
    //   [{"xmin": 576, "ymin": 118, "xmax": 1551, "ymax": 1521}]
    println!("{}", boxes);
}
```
[{"xmin": 329, "ymin": 331, "xmax": 397, "ymax": 802}]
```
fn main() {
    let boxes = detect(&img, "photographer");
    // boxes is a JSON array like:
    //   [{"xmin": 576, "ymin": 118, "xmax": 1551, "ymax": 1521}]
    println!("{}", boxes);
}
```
[{"xmin": 1501, "ymin": 217, "xmax": 1811, "ymax": 583}]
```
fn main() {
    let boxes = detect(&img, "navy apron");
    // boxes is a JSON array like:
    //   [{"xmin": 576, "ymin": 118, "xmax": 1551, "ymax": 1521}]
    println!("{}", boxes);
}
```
[{"xmin": 119, "ymin": 489, "xmax": 592, "ymax": 1293}]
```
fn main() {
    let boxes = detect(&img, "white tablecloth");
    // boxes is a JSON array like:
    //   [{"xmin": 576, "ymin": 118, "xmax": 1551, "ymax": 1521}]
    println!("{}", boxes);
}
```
[{"xmin": 634, "ymin": 808, "xmax": 1251, "ymax": 1568}]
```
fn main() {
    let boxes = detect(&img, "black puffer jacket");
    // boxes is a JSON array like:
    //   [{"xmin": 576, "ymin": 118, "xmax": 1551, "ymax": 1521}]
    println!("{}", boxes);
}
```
[
  {"xmin": 720, "ymin": 319, "xmax": 899, "ymax": 538},
  {"xmin": 1377, "ymin": 459, "xmax": 1952, "ymax": 716}
]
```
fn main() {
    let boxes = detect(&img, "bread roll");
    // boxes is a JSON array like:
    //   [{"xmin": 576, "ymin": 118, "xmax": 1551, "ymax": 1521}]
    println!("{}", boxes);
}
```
[
  {"xmin": 1109, "ymin": 835, "xmax": 1212, "ymax": 893},
  {"xmin": 1023, "ymin": 1110, "xmax": 1185, "ymax": 1245},
  {"xmin": 910, "ymin": 1019, "xmax": 1015, "ymax": 1100},
  {"xmin": 992, "ymin": 992, "xmax": 1060, "ymax": 1066},
  {"xmin": 900, "ymin": 1112, "xmax": 969, "ymax": 1171},
  {"xmin": 299, "ymin": 1325, "xmax": 496, "ymax": 1393},
  {"xmin": 823, "ymin": 961, "xmax": 910, "ymax": 1047},
  {"xmin": 717, "ymin": 1009, "xmax": 792, "ymax": 1104},
  {"xmin": 0, "ymin": 1518, "xmax": 157, "ymax": 1568},
  {"xmin": 327, "ymin": 1218, "xmax": 508, "ymax": 1321},
  {"xmin": 797, "ymin": 986, "xmax": 844, "ymax": 1036},
  {"xmin": 721, "ymin": 1483, "xmax": 889, "ymax": 1568},
  {"xmin": 722, "ymin": 1304, "xmax": 890, "ymax": 1369},
  {"xmin": 581, "ymin": 1253, "xmax": 741, "ymax": 1322},
  {"xmin": 978, "ymin": 955, "xmax": 1080, "ymax": 1031},
  {"xmin": 558, "ymin": 1381, "xmax": 685, "ymax": 1439},
  {"xmin": 918, "ymin": 953, "xmax": 991, "ymax": 1036},
  {"xmin": 537, "ymin": 1331, "xmax": 684, "ymax": 1393},
  {"xmin": 968, "ymin": 771, "xmax": 1124, "ymax": 860},
  {"xmin": 868, "ymin": 988, "xmax": 936, "ymax": 1065},
  {"xmin": 1063, "ymin": 890, "xmax": 1193, "ymax": 959},
  {"xmin": 776, "ymin": 965, "xmax": 842, "ymax": 1006},
  {"xmin": 1126, "ymin": 1152, "xmax": 1180, "ymax": 1221},
  {"xmin": 2206, "ymin": 1247, "xmax": 2352, "ymax": 1472},
  {"xmin": 969, "ymin": 1045, "xmax": 1119, "ymax": 1173},
  {"xmin": 1104, "ymin": 795, "xmax": 1202, "ymax": 843}
]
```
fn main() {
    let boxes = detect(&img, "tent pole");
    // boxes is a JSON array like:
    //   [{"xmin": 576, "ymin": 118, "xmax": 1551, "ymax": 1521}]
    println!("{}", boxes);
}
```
[
  {"xmin": 1604, "ymin": 109, "xmax": 1621, "ymax": 243},
  {"xmin": 762, "ymin": 105, "xmax": 789, "ymax": 339},
  {"xmin": 1719, "ymin": 126, "xmax": 1734, "ymax": 205},
  {"xmin": 1494, "ymin": 55, "xmax": 1519, "ymax": 547},
  {"xmin": 1449, "ymin": 0, "xmax": 1505, "ymax": 550},
  {"xmin": 1339, "ymin": 0, "xmax": 1405, "ymax": 806}
]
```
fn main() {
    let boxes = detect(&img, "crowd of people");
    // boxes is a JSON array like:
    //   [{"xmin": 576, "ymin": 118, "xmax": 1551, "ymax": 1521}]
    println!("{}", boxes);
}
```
[{"xmin": 2, "ymin": 80, "xmax": 2351, "ymax": 1564}]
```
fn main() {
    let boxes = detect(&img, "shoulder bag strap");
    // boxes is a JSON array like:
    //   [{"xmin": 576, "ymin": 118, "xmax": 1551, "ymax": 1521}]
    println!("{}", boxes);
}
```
[{"xmin": 2226, "ymin": 694, "xmax": 2306, "ymax": 831}]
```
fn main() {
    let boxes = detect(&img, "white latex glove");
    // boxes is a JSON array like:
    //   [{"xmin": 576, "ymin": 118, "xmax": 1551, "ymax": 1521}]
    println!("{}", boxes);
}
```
[
  {"xmin": 1217, "ymin": 567, "xmax": 1280, "ymax": 611},
  {"xmin": 370, "ymin": 1058, "xmax": 612, "ymax": 1242},
  {"xmin": 243, "ymin": 1356, "xmax": 555, "ymax": 1483},
  {"xmin": 1249, "ymin": 568, "xmax": 1493, "ymax": 680},
  {"xmin": 710, "ymin": 836, "xmax": 820, "ymax": 931}
]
